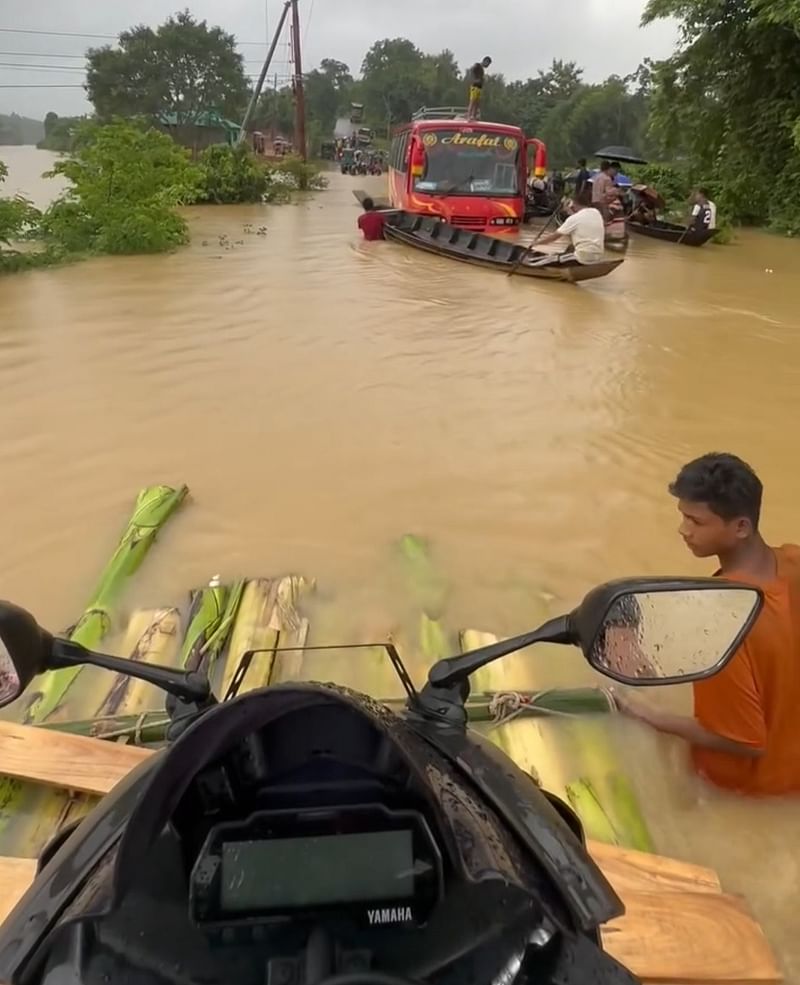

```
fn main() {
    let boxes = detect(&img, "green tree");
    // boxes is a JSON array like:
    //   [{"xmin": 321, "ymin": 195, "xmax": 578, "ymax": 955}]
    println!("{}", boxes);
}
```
[
  {"xmin": 196, "ymin": 143, "xmax": 267, "ymax": 203},
  {"xmin": 254, "ymin": 87, "xmax": 295, "ymax": 136},
  {"xmin": 0, "ymin": 160, "xmax": 42, "ymax": 269},
  {"xmin": 420, "ymin": 50, "xmax": 462, "ymax": 107},
  {"xmin": 361, "ymin": 39, "xmax": 428, "ymax": 134},
  {"xmin": 305, "ymin": 70, "xmax": 339, "ymax": 136},
  {"xmin": 86, "ymin": 12, "xmax": 250, "ymax": 130},
  {"xmin": 37, "ymin": 114, "xmax": 85, "ymax": 152},
  {"xmin": 643, "ymin": 0, "xmax": 800, "ymax": 231},
  {"xmin": 42, "ymin": 119, "xmax": 202, "ymax": 255},
  {"xmin": 540, "ymin": 75, "xmax": 649, "ymax": 167},
  {"xmin": 319, "ymin": 59, "xmax": 353, "ymax": 95},
  {"xmin": 537, "ymin": 59, "xmax": 584, "ymax": 106}
]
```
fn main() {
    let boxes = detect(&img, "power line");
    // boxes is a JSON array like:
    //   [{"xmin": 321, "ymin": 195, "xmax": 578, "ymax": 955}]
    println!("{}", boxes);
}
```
[
  {"xmin": 0, "ymin": 83, "xmax": 86, "ymax": 88},
  {"xmin": 0, "ymin": 26, "xmax": 269, "ymax": 46},
  {"xmin": 0, "ymin": 64, "xmax": 296, "ymax": 84},
  {"xmin": 303, "ymin": 0, "xmax": 315, "ymax": 46},
  {"xmin": 0, "ymin": 50, "xmax": 87, "ymax": 58},
  {"xmin": 0, "ymin": 50, "xmax": 270, "ymax": 64},
  {"xmin": 0, "ymin": 62, "xmax": 86, "ymax": 71},
  {"xmin": 0, "ymin": 27, "xmax": 115, "ymax": 40},
  {"xmin": 0, "ymin": 62, "xmax": 284, "ymax": 73}
]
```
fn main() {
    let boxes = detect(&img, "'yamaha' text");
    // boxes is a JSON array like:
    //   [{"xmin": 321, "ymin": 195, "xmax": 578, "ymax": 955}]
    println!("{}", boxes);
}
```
[{"xmin": 367, "ymin": 906, "xmax": 413, "ymax": 925}]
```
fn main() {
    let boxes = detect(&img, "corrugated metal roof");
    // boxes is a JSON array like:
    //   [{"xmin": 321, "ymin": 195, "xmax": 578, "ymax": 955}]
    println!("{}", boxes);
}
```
[{"xmin": 157, "ymin": 110, "xmax": 240, "ymax": 131}]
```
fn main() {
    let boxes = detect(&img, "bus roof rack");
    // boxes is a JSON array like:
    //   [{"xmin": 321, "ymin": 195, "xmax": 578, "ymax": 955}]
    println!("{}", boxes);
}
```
[{"xmin": 411, "ymin": 106, "xmax": 470, "ymax": 121}]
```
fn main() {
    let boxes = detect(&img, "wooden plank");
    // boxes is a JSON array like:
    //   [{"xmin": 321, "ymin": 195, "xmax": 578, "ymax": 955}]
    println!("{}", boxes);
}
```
[
  {"xmin": 0, "ymin": 856, "xmax": 35, "ymax": 924},
  {"xmin": 0, "ymin": 721, "xmax": 150, "ymax": 796},
  {"xmin": 588, "ymin": 840, "xmax": 722, "ymax": 896},
  {"xmin": 602, "ymin": 892, "xmax": 782, "ymax": 983},
  {"xmin": 266, "ymin": 575, "xmax": 311, "ymax": 683},
  {"xmin": 0, "ymin": 736, "xmax": 726, "ymax": 898}
]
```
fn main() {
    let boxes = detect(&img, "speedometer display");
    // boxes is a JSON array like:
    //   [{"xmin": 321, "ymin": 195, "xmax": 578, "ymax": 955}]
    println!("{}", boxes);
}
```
[
  {"xmin": 190, "ymin": 805, "xmax": 443, "ymax": 930},
  {"xmin": 220, "ymin": 830, "xmax": 414, "ymax": 911}
]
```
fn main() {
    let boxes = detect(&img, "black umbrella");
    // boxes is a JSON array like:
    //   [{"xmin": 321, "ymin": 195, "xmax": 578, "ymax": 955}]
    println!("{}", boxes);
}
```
[{"xmin": 593, "ymin": 145, "xmax": 649, "ymax": 165}]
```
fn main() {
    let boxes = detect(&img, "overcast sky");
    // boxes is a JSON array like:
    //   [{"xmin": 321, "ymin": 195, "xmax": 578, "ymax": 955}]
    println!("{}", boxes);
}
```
[{"xmin": 0, "ymin": 0, "xmax": 679, "ymax": 121}]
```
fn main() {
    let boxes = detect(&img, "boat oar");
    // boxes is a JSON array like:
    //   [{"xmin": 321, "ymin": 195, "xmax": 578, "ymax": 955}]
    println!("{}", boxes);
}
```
[
  {"xmin": 507, "ymin": 208, "xmax": 560, "ymax": 277},
  {"xmin": 677, "ymin": 222, "xmax": 693, "ymax": 245}
]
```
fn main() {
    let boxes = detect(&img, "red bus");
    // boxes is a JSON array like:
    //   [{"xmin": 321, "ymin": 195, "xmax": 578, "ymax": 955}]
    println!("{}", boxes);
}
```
[{"xmin": 388, "ymin": 107, "xmax": 547, "ymax": 232}]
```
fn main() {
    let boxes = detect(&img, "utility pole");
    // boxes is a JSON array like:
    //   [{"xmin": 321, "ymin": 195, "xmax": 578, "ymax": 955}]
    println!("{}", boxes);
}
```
[
  {"xmin": 290, "ymin": 0, "xmax": 307, "ymax": 160},
  {"xmin": 237, "ymin": 0, "xmax": 291, "ymax": 144}
]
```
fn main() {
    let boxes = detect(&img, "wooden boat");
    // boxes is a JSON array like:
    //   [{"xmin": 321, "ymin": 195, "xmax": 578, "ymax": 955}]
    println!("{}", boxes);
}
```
[
  {"xmin": 628, "ymin": 218, "xmax": 717, "ymax": 247},
  {"xmin": 384, "ymin": 212, "xmax": 623, "ymax": 283},
  {"xmin": 555, "ymin": 203, "xmax": 628, "ymax": 252}
]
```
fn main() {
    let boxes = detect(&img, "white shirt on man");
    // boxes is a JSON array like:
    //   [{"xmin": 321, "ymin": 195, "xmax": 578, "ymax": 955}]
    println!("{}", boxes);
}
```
[
  {"xmin": 691, "ymin": 200, "xmax": 717, "ymax": 229},
  {"xmin": 555, "ymin": 208, "xmax": 605, "ymax": 264}
]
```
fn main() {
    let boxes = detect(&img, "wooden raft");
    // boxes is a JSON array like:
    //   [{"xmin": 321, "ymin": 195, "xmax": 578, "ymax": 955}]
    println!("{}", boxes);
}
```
[{"xmin": 0, "ymin": 721, "xmax": 781, "ymax": 983}]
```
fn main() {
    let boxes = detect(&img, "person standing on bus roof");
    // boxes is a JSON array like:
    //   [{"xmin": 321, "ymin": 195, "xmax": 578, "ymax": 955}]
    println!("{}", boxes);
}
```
[{"xmin": 467, "ymin": 57, "xmax": 492, "ymax": 121}]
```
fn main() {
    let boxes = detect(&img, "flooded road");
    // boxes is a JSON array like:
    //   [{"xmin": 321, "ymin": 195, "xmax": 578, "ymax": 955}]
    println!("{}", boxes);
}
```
[{"xmin": 3, "ymin": 145, "xmax": 800, "ymax": 974}]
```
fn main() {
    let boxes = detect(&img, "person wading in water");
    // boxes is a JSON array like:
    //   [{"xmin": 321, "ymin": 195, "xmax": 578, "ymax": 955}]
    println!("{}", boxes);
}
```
[{"xmin": 615, "ymin": 452, "xmax": 800, "ymax": 796}]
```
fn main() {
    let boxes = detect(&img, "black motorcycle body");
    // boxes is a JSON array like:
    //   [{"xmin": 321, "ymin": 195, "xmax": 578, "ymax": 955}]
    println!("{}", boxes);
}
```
[{"xmin": 0, "ymin": 577, "xmax": 763, "ymax": 985}]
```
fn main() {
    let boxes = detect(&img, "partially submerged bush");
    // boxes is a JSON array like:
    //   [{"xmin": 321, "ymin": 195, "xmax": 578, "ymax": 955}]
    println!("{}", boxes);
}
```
[
  {"xmin": 268, "ymin": 155, "xmax": 328, "ymax": 192},
  {"xmin": 192, "ymin": 146, "xmax": 327, "ymax": 204},
  {"xmin": 196, "ymin": 143, "xmax": 268, "ymax": 204},
  {"xmin": 0, "ymin": 159, "xmax": 44, "ymax": 272}
]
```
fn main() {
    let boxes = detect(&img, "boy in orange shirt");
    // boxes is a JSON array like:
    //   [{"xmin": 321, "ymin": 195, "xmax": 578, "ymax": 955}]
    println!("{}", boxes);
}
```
[{"xmin": 616, "ymin": 452, "xmax": 800, "ymax": 795}]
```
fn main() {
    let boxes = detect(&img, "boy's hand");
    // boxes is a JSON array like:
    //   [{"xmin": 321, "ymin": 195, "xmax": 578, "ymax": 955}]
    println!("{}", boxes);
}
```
[{"xmin": 611, "ymin": 689, "xmax": 665, "ymax": 729}]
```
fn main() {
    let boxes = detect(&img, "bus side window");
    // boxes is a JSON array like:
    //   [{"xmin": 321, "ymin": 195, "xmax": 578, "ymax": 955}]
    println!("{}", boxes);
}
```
[
  {"xmin": 495, "ymin": 163, "xmax": 517, "ymax": 193},
  {"xmin": 398, "ymin": 132, "xmax": 409, "ymax": 173}
]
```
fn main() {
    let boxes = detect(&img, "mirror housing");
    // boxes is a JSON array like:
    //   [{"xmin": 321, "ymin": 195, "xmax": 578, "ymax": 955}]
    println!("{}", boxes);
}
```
[
  {"xmin": 572, "ymin": 578, "xmax": 763, "ymax": 686},
  {"xmin": 0, "ymin": 600, "xmax": 212, "ymax": 712},
  {"xmin": 0, "ymin": 600, "xmax": 53, "ymax": 706}
]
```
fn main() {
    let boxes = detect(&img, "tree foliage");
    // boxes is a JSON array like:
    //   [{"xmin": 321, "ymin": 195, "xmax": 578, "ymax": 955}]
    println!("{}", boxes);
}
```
[
  {"xmin": 41, "ymin": 119, "xmax": 202, "ymax": 255},
  {"xmin": 196, "ymin": 143, "xmax": 268, "ymax": 203},
  {"xmin": 37, "ymin": 113, "xmax": 85, "ymax": 152},
  {"xmin": 0, "ymin": 159, "xmax": 44, "ymax": 272},
  {"xmin": 251, "ymin": 42, "xmax": 648, "ymax": 166},
  {"xmin": 0, "ymin": 161, "xmax": 39, "ymax": 244},
  {"xmin": 643, "ymin": 0, "xmax": 800, "ymax": 232},
  {"xmin": 360, "ymin": 39, "xmax": 431, "ymax": 132},
  {"xmin": 86, "ymin": 11, "xmax": 250, "ymax": 127}
]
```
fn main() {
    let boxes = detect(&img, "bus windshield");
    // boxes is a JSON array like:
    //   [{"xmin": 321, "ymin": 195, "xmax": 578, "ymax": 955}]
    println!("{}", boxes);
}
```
[{"xmin": 413, "ymin": 128, "xmax": 522, "ymax": 197}]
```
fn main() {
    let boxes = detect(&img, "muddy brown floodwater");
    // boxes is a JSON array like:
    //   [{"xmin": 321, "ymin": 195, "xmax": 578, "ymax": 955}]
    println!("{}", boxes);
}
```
[{"xmin": 2, "ymin": 145, "xmax": 800, "ymax": 975}]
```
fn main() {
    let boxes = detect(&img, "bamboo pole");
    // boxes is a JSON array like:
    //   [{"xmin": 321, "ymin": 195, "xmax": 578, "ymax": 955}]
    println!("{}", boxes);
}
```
[
  {"xmin": 466, "ymin": 625, "xmax": 654, "ymax": 851},
  {"xmin": 22, "ymin": 484, "xmax": 188, "ymax": 724},
  {"xmin": 0, "ymin": 484, "xmax": 188, "ymax": 858}
]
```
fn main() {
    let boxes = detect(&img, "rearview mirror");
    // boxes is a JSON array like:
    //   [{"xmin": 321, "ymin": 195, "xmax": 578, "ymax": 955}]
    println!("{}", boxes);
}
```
[
  {"xmin": 0, "ymin": 639, "xmax": 21, "ymax": 705},
  {"xmin": 575, "ymin": 580, "xmax": 762, "ymax": 685},
  {"xmin": 0, "ymin": 601, "xmax": 53, "ymax": 708}
]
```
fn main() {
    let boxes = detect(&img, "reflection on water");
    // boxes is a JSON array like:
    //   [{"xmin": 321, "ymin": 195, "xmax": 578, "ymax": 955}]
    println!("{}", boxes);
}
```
[{"xmin": 2, "ymin": 147, "xmax": 800, "ymax": 974}]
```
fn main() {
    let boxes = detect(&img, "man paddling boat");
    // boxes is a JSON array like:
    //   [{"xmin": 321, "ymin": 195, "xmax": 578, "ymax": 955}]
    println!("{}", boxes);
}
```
[
  {"xmin": 535, "ymin": 188, "xmax": 605, "ymax": 265},
  {"xmin": 617, "ymin": 453, "xmax": 800, "ymax": 796}
]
